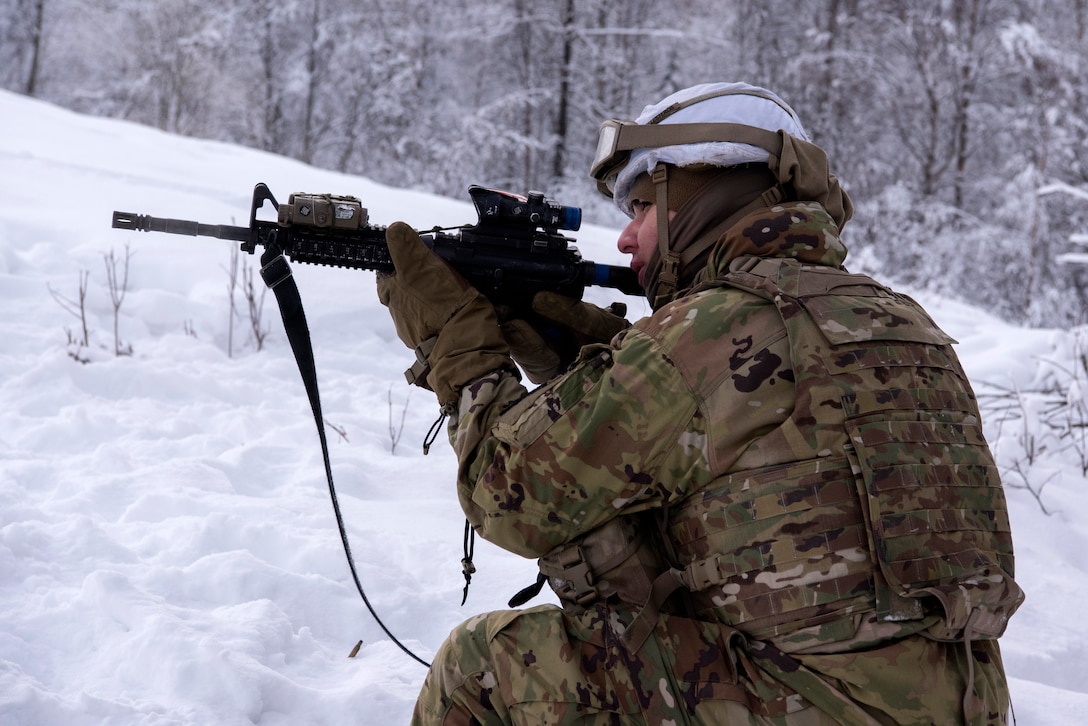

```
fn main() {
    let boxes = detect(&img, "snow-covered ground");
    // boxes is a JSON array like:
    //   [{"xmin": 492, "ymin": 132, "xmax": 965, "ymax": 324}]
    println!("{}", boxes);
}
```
[{"xmin": 1, "ymin": 90, "xmax": 1085, "ymax": 724}]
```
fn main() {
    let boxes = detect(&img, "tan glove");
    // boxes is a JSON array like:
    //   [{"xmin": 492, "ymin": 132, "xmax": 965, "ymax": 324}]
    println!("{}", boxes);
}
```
[
  {"xmin": 499, "ymin": 291, "xmax": 630, "ymax": 384},
  {"xmin": 376, "ymin": 222, "xmax": 514, "ymax": 406}
]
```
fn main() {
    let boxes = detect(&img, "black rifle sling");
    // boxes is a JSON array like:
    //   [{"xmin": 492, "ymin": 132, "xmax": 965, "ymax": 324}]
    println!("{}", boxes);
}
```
[{"xmin": 258, "ymin": 244, "xmax": 431, "ymax": 668}]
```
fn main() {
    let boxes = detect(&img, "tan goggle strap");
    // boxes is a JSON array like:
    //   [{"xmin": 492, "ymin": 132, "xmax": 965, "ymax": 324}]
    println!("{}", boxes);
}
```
[{"xmin": 613, "ymin": 122, "xmax": 784, "ymax": 159}]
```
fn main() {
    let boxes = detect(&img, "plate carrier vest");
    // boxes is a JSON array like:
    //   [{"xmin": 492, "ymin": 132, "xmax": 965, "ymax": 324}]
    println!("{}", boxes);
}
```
[{"xmin": 536, "ymin": 256, "xmax": 1024, "ymax": 647}]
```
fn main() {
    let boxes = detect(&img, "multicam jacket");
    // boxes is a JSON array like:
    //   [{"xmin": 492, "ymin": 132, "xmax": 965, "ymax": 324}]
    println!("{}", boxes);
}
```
[{"xmin": 449, "ymin": 201, "xmax": 1022, "ymax": 655}]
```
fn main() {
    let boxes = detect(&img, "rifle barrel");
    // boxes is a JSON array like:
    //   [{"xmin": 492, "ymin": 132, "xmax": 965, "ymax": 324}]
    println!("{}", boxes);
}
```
[
  {"xmin": 112, "ymin": 211, "xmax": 250, "ymax": 243},
  {"xmin": 585, "ymin": 262, "xmax": 642, "ymax": 297}
]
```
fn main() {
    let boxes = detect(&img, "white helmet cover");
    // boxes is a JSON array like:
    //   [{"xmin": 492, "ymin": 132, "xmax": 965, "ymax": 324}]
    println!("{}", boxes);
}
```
[{"xmin": 611, "ymin": 82, "xmax": 810, "ymax": 215}]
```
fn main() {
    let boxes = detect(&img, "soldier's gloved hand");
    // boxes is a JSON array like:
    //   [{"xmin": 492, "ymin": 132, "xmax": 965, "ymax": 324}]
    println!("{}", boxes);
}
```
[
  {"xmin": 498, "ymin": 291, "xmax": 631, "ymax": 384},
  {"xmin": 376, "ymin": 222, "xmax": 515, "ymax": 406}
]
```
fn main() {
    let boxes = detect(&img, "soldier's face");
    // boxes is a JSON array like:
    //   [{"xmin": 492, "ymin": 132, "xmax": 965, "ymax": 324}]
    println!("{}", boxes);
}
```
[{"xmin": 617, "ymin": 201, "xmax": 673, "ymax": 287}]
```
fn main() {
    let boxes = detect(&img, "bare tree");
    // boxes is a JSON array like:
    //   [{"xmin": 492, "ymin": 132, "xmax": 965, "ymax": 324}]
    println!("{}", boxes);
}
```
[
  {"xmin": 388, "ymin": 388, "xmax": 409, "ymax": 454},
  {"xmin": 241, "ymin": 258, "xmax": 269, "ymax": 352},
  {"xmin": 224, "ymin": 246, "xmax": 240, "ymax": 358},
  {"xmin": 47, "ymin": 268, "xmax": 91, "ymax": 362},
  {"xmin": 24, "ymin": 0, "xmax": 45, "ymax": 95},
  {"xmin": 0, "ymin": 0, "xmax": 46, "ymax": 94},
  {"xmin": 103, "ymin": 245, "xmax": 133, "ymax": 357}
]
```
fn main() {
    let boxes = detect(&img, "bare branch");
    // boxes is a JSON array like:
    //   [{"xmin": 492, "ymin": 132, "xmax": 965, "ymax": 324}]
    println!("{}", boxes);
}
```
[{"xmin": 103, "ymin": 244, "xmax": 134, "ymax": 356}]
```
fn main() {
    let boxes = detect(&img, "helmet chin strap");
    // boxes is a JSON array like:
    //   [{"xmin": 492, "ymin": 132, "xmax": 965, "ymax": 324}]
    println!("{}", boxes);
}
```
[{"xmin": 652, "ymin": 163, "xmax": 679, "ymax": 308}]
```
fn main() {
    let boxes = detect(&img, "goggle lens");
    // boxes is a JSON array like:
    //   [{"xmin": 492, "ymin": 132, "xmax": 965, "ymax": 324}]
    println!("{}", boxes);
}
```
[{"xmin": 590, "ymin": 120, "xmax": 631, "ymax": 196}]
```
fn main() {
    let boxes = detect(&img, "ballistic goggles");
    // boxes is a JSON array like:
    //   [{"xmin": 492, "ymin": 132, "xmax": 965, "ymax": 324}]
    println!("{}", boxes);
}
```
[{"xmin": 590, "ymin": 120, "xmax": 785, "ymax": 198}]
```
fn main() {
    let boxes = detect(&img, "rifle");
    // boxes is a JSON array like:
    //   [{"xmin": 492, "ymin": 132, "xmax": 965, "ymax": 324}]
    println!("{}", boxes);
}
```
[{"xmin": 111, "ymin": 182, "xmax": 642, "ymax": 306}]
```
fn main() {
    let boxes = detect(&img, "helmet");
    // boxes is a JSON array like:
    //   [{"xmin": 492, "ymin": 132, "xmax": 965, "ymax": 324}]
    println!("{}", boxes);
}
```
[
  {"xmin": 591, "ymin": 82, "xmax": 809, "ymax": 216},
  {"xmin": 591, "ymin": 82, "xmax": 851, "ymax": 309}
]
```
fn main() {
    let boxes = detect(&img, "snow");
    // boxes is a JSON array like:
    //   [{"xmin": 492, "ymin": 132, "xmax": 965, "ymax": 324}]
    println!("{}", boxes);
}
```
[{"xmin": 1, "ymin": 89, "xmax": 1086, "ymax": 724}]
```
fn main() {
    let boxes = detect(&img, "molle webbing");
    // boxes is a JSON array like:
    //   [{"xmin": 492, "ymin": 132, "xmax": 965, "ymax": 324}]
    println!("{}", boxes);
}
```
[
  {"xmin": 671, "ymin": 456, "xmax": 875, "ymax": 636},
  {"xmin": 843, "ymin": 387, "xmax": 1022, "ymax": 639}
]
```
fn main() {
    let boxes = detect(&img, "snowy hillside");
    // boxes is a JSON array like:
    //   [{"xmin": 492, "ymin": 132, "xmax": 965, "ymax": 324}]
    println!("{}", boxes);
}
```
[{"xmin": 1, "ymin": 90, "xmax": 1086, "ymax": 724}]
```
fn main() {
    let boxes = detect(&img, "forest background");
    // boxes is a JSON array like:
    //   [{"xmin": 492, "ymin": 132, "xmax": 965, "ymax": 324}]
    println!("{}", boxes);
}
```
[{"xmin": 2, "ymin": 0, "xmax": 1087, "ymax": 328}]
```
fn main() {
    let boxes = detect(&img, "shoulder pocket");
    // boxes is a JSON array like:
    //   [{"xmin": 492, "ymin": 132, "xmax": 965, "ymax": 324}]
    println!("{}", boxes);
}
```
[
  {"xmin": 493, "ymin": 345, "xmax": 613, "ymax": 449},
  {"xmin": 796, "ymin": 272, "xmax": 956, "ymax": 346}
]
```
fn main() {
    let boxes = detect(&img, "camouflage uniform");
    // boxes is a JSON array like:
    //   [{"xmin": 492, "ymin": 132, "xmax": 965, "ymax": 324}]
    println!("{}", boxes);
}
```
[{"xmin": 412, "ymin": 202, "xmax": 1022, "ymax": 725}]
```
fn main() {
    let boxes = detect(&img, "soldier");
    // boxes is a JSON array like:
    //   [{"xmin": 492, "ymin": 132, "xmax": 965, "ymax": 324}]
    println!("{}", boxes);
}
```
[{"xmin": 377, "ymin": 82, "xmax": 1024, "ymax": 725}]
